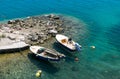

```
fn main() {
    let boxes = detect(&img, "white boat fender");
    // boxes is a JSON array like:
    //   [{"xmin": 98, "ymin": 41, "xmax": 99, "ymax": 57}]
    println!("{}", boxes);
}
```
[{"xmin": 36, "ymin": 70, "xmax": 42, "ymax": 77}]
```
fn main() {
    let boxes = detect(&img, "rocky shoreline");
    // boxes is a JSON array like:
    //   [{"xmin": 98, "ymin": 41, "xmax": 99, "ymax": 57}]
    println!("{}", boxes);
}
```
[{"xmin": 0, "ymin": 14, "xmax": 65, "ymax": 48}]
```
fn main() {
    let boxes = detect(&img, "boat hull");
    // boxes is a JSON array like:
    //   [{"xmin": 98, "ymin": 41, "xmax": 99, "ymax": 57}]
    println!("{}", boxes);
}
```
[{"xmin": 36, "ymin": 54, "xmax": 61, "ymax": 62}]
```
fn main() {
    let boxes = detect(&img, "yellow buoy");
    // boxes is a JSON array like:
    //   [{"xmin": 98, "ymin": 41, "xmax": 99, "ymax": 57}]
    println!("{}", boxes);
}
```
[
  {"xmin": 36, "ymin": 70, "xmax": 42, "ymax": 77},
  {"xmin": 90, "ymin": 46, "xmax": 95, "ymax": 49}
]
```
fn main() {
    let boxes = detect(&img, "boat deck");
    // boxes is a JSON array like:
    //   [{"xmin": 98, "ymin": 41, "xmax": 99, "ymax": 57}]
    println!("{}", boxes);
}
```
[{"xmin": 60, "ymin": 39, "xmax": 76, "ymax": 50}]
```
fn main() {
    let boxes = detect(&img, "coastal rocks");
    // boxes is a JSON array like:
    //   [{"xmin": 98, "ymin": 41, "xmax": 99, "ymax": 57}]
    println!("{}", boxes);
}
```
[
  {"xmin": 0, "ymin": 14, "xmax": 66, "ymax": 46},
  {"xmin": 6, "ymin": 34, "xmax": 25, "ymax": 41},
  {"xmin": 39, "ymin": 40, "xmax": 44, "ymax": 44},
  {"xmin": 0, "ymin": 33, "xmax": 6, "ymax": 39},
  {"xmin": 8, "ymin": 19, "xmax": 22, "ymax": 25},
  {"xmin": 26, "ymin": 32, "xmax": 50, "ymax": 44},
  {"xmin": 48, "ymin": 29, "xmax": 58, "ymax": 37},
  {"xmin": 48, "ymin": 29, "xmax": 58, "ymax": 34},
  {"xmin": 22, "ymin": 14, "xmax": 64, "ymax": 45},
  {"xmin": 28, "ymin": 34, "xmax": 39, "ymax": 42},
  {"xmin": 8, "ymin": 20, "xmax": 14, "ymax": 24},
  {"xmin": 57, "ymin": 27, "xmax": 64, "ymax": 32},
  {"xmin": 46, "ymin": 14, "xmax": 60, "ymax": 20}
]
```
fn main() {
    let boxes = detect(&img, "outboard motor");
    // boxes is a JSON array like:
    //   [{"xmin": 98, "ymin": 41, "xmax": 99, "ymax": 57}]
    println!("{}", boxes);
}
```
[{"xmin": 75, "ymin": 43, "xmax": 81, "ymax": 51}]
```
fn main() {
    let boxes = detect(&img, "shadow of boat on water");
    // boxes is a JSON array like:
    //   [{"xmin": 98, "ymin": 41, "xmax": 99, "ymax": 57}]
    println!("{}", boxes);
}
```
[
  {"xmin": 53, "ymin": 42, "xmax": 77, "ymax": 62},
  {"xmin": 27, "ymin": 53, "xmax": 59, "ymax": 74}
]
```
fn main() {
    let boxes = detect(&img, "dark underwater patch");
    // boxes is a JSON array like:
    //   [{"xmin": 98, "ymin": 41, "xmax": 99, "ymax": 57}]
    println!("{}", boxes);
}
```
[{"xmin": 106, "ymin": 24, "xmax": 120, "ymax": 51}]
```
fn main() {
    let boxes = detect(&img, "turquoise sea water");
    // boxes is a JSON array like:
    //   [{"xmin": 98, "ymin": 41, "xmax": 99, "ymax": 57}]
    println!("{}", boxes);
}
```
[{"xmin": 0, "ymin": 0, "xmax": 120, "ymax": 79}]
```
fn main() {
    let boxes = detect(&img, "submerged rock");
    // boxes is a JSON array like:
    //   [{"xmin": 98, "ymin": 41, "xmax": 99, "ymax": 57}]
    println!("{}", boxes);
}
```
[{"xmin": 71, "ymin": 66, "xmax": 79, "ymax": 72}]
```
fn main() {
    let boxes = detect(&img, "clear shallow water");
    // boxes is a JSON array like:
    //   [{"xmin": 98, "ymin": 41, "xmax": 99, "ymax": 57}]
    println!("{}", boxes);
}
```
[{"xmin": 0, "ymin": 0, "xmax": 120, "ymax": 79}]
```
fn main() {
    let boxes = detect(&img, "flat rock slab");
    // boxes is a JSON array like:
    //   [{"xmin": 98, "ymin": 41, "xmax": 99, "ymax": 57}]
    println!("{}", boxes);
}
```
[{"xmin": 0, "ymin": 41, "xmax": 29, "ymax": 50}]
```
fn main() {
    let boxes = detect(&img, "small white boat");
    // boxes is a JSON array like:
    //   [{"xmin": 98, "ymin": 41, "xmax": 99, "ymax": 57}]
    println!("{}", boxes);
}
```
[
  {"xmin": 55, "ymin": 34, "xmax": 81, "ymax": 51},
  {"xmin": 30, "ymin": 46, "xmax": 65, "ymax": 61}
]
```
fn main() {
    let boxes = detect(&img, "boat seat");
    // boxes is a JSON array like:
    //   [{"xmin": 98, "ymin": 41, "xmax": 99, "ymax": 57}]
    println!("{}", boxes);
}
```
[
  {"xmin": 61, "ymin": 39, "xmax": 67, "ymax": 43},
  {"xmin": 37, "ymin": 49, "xmax": 45, "ymax": 54}
]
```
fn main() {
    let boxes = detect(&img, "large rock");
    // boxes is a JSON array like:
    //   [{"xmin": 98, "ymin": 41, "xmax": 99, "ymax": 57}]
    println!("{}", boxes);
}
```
[
  {"xmin": 39, "ymin": 40, "xmax": 44, "ymax": 44},
  {"xmin": 8, "ymin": 35, "xmax": 16, "ymax": 40},
  {"xmin": 16, "ymin": 36, "xmax": 25, "ymax": 41},
  {"xmin": 31, "ymin": 36, "xmax": 38, "ymax": 41},
  {"xmin": 57, "ymin": 27, "xmax": 64, "ymax": 32},
  {"xmin": 8, "ymin": 20, "xmax": 14, "ymax": 24},
  {"xmin": 15, "ymin": 19, "xmax": 20, "ymax": 23},
  {"xmin": 27, "ymin": 33, "xmax": 39, "ymax": 42},
  {"xmin": 53, "ymin": 16, "xmax": 60, "ymax": 20},
  {"xmin": 48, "ymin": 29, "xmax": 58, "ymax": 34}
]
